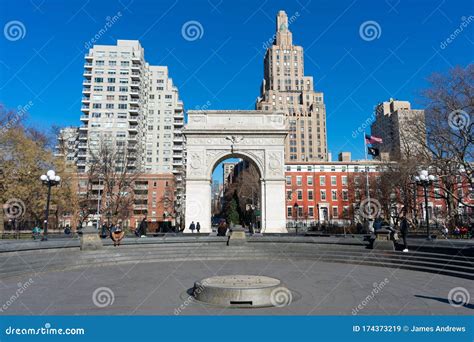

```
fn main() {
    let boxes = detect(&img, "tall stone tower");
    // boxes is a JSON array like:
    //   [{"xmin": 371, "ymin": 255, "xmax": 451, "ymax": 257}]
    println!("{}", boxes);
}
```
[{"xmin": 256, "ymin": 10, "xmax": 328, "ymax": 162}]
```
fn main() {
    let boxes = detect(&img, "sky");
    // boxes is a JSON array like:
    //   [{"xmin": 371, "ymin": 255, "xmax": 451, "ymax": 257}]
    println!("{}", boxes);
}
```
[{"xmin": 1, "ymin": 0, "xmax": 473, "ymax": 182}]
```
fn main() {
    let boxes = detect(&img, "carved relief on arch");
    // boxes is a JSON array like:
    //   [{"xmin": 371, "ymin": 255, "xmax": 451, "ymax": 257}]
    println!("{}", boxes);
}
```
[
  {"xmin": 205, "ymin": 149, "xmax": 265, "ymax": 178},
  {"xmin": 267, "ymin": 151, "xmax": 284, "ymax": 176}
]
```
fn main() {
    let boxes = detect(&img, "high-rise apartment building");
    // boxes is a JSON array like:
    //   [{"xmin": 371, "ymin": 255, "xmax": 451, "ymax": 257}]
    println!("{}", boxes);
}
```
[
  {"xmin": 370, "ymin": 98, "xmax": 426, "ymax": 161},
  {"xmin": 56, "ymin": 126, "xmax": 79, "ymax": 163},
  {"xmin": 256, "ymin": 10, "xmax": 328, "ymax": 162},
  {"xmin": 79, "ymin": 40, "xmax": 185, "ymax": 189}
]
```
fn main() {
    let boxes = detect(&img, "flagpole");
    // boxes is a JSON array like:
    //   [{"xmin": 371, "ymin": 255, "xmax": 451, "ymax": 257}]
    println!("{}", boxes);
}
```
[{"xmin": 364, "ymin": 134, "xmax": 372, "ymax": 228}]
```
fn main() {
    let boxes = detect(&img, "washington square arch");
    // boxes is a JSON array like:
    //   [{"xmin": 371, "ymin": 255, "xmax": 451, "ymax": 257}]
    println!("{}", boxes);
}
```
[{"xmin": 183, "ymin": 110, "xmax": 288, "ymax": 233}]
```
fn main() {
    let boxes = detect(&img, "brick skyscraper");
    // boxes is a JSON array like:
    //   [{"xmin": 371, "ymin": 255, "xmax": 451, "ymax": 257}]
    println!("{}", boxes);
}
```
[{"xmin": 256, "ymin": 10, "xmax": 328, "ymax": 162}]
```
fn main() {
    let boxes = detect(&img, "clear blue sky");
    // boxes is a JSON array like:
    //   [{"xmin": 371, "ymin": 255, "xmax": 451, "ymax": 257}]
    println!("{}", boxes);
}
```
[{"xmin": 1, "ymin": 0, "xmax": 473, "ymax": 173}]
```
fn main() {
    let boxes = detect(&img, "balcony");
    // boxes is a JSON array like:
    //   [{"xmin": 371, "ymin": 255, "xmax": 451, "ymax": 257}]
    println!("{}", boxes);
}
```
[
  {"xmin": 85, "ymin": 54, "xmax": 93, "ymax": 60},
  {"xmin": 81, "ymin": 97, "xmax": 90, "ymax": 103},
  {"xmin": 134, "ymin": 184, "xmax": 148, "ymax": 190},
  {"xmin": 173, "ymin": 144, "xmax": 183, "ymax": 150},
  {"xmin": 79, "ymin": 125, "xmax": 88, "ymax": 131},
  {"xmin": 80, "ymin": 115, "xmax": 89, "ymax": 121},
  {"xmin": 83, "ymin": 70, "xmax": 92, "ymax": 77},
  {"xmin": 78, "ymin": 143, "xmax": 87, "ymax": 148},
  {"xmin": 129, "ymin": 116, "xmax": 138, "ymax": 123},
  {"xmin": 131, "ymin": 72, "xmax": 140, "ymax": 79},
  {"xmin": 131, "ymin": 81, "xmax": 140, "ymax": 87},
  {"xmin": 128, "ymin": 126, "xmax": 138, "ymax": 132},
  {"xmin": 131, "ymin": 55, "xmax": 141, "ymax": 62},
  {"xmin": 81, "ymin": 105, "xmax": 90, "ymax": 112},
  {"xmin": 83, "ymin": 87, "xmax": 91, "ymax": 93},
  {"xmin": 82, "ymin": 80, "xmax": 91, "ymax": 85},
  {"xmin": 129, "ymin": 107, "xmax": 139, "ymax": 114},
  {"xmin": 79, "ymin": 135, "xmax": 87, "ymax": 140},
  {"xmin": 77, "ymin": 159, "xmax": 86, "ymax": 166},
  {"xmin": 84, "ymin": 62, "xmax": 93, "ymax": 67}
]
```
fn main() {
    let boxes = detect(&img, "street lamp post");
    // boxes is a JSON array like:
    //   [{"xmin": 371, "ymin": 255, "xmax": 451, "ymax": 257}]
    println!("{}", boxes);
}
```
[
  {"xmin": 40, "ymin": 170, "xmax": 61, "ymax": 241},
  {"xmin": 414, "ymin": 169, "xmax": 436, "ymax": 240}
]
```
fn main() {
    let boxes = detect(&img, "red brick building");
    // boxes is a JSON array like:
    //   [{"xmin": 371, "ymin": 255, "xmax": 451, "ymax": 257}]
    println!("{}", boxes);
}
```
[{"xmin": 285, "ymin": 156, "xmax": 473, "ymax": 227}]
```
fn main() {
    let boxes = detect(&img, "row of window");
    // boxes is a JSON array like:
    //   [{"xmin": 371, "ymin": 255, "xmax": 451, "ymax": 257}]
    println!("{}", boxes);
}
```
[
  {"xmin": 287, "ymin": 189, "xmax": 349, "ymax": 201},
  {"xmin": 286, "ymin": 205, "xmax": 350, "ymax": 218},
  {"xmin": 286, "ymin": 175, "xmax": 349, "ymax": 186}
]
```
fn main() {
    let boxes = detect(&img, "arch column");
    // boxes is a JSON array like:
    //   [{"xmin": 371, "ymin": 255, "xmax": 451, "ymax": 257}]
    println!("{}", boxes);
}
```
[{"xmin": 184, "ymin": 178, "xmax": 212, "ymax": 233}]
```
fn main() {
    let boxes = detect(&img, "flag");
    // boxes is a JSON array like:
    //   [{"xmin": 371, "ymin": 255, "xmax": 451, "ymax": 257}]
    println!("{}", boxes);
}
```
[
  {"xmin": 365, "ymin": 134, "xmax": 383, "ymax": 144},
  {"xmin": 368, "ymin": 147, "xmax": 379, "ymax": 157}
]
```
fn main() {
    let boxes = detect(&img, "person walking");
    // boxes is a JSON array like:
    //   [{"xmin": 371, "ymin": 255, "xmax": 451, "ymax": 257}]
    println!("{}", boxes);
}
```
[
  {"xmin": 139, "ymin": 216, "xmax": 148, "ymax": 238},
  {"xmin": 196, "ymin": 222, "xmax": 201, "ymax": 233},
  {"xmin": 32, "ymin": 225, "xmax": 41, "ymax": 240},
  {"xmin": 189, "ymin": 221, "xmax": 196, "ymax": 233},
  {"xmin": 400, "ymin": 215, "xmax": 409, "ymax": 253}
]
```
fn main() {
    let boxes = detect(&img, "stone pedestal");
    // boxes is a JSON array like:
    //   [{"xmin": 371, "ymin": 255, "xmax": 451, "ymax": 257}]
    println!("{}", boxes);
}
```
[
  {"xmin": 80, "ymin": 225, "xmax": 103, "ymax": 251},
  {"xmin": 372, "ymin": 228, "xmax": 394, "ymax": 251},
  {"xmin": 227, "ymin": 225, "xmax": 246, "ymax": 246}
]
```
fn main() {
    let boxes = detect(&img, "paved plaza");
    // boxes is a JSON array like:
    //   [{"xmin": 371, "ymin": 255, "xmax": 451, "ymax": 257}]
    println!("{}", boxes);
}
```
[{"xmin": 0, "ymin": 238, "xmax": 472, "ymax": 316}]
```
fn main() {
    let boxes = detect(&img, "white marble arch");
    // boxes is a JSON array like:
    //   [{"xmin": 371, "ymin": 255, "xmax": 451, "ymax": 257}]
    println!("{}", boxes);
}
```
[{"xmin": 183, "ymin": 110, "xmax": 288, "ymax": 234}]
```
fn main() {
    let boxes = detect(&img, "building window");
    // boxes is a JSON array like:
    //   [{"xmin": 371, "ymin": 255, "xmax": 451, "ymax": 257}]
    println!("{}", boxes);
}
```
[
  {"xmin": 331, "ymin": 190, "xmax": 337, "ymax": 201},
  {"xmin": 320, "ymin": 190, "xmax": 326, "ymax": 201},
  {"xmin": 286, "ymin": 176, "xmax": 292, "ymax": 185},
  {"xmin": 332, "ymin": 206, "xmax": 338, "ymax": 218},
  {"xmin": 342, "ymin": 176, "xmax": 348, "ymax": 186},
  {"xmin": 287, "ymin": 206, "xmax": 292, "ymax": 217},
  {"xmin": 296, "ymin": 176, "xmax": 302, "ymax": 186},
  {"xmin": 331, "ymin": 176, "xmax": 337, "ymax": 186},
  {"xmin": 308, "ymin": 190, "xmax": 314, "ymax": 200},
  {"xmin": 307, "ymin": 176, "xmax": 313, "ymax": 185},
  {"xmin": 319, "ymin": 176, "xmax": 326, "ymax": 186},
  {"xmin": 297, "ymin": 190, "xmax": 303, "ymax": 200},
  {"xmin": 286, "ymin": 190, "xmax": 292, "ymax": 200},
  {"xmin": 342, "ymin": 190, "xmax": 348, "ymax": 201},
  {"xmin": 308, "ymin": 206, "xmax": 314, "ymax": 217}
]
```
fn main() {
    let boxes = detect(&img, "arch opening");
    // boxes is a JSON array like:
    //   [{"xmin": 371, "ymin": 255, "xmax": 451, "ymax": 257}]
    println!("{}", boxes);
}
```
[{"xmin": 210, "ymin": 153, "xmax": 263, "ymax": 235}]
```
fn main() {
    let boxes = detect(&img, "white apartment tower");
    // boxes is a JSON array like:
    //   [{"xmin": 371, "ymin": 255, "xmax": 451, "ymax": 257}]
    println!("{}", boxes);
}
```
[
  {"xmin": 79, "ymin": 40, "xmax": 185, "ymax": 187},
  {"xmin": 256, "ymin": 11, "xmax": 328, "ymax": 162},
  {"xmin": 371, "ymin": 98, "xmax": 426, "ymax": 161}
]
